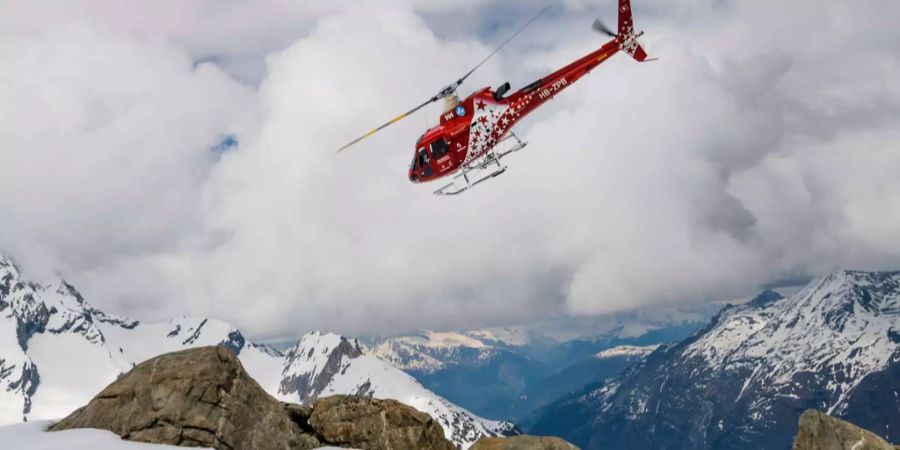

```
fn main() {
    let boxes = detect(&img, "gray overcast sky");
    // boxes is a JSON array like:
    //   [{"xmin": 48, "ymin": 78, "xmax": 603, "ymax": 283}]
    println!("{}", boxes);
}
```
[{"xmin": 1, "ymin": 0, "xmax": 899, "ymax": 340}]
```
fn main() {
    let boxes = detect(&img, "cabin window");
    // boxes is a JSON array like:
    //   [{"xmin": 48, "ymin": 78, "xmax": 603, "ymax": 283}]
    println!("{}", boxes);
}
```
[{"xmin": 430, "ymin": 138, "xmax": 450, "ymax": 159}]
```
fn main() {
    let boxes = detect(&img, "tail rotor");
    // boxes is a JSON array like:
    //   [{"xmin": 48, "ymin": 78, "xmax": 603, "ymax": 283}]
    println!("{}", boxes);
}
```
[
  {"xmin": 593, "ymin": 0, "xmax": 655, "ymax": 62},
  {"xmin": 592, "ymin": 18, "xmax": 616, "ymax": 37}
]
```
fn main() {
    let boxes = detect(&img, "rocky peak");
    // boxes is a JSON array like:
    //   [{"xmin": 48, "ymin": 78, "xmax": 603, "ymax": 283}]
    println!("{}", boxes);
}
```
[
  {"xmin": 0, "ymin": 255, "xmax": 19, "ymax": 298},
  {"xmin": 683, "ymin": 271, "xmax": 900, "ymax": 414},
  {"xmin": 277, "ymin": 331, "xmax": 518, "ymax": 448},
  {"xmin": 747, "ymin": 289, "xmax": 784, "ymax": 308},
  {"xmin": 0, "ymin": 256, "xmax": 134, "ymax": 351},
  {"xmin": 280, "ymin": 332, "xmax": 364, "ymax": 403}
]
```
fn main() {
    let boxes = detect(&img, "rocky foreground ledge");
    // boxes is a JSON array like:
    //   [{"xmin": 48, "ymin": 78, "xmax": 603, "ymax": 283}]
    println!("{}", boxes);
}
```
[
  {"xmin": 50, "ymin": 346, "xmax": 573, "ymax": 450},
  {"xmin": 793, "ymin": 409, "xmax": 900, "ymax": 450}
]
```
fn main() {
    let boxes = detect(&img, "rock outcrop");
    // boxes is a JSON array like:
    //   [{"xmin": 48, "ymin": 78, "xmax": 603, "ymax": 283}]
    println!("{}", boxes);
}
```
[
  {"xmin": 50, "ymin": 346, "xmax": 320, "ymax": 449},
  {"xmin": 471, "ymin": 435, "xmax": 579, "ymax": 449},
  {"xmin": 51, "ymin": 346, "xmax": 457, "ymax": 450},
  {"xmin": 792, "ymin": 410, "xmax": 899, "ymax": 450},
  {"xmin": 309, "ymin": 395, "xmax": 455, "ymax": 450}
]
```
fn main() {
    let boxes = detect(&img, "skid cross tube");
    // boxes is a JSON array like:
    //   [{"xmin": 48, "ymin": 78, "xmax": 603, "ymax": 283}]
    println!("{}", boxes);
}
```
[{"xmin": 434, "ymin": 133, "xmax": 528, "ymax": 196}]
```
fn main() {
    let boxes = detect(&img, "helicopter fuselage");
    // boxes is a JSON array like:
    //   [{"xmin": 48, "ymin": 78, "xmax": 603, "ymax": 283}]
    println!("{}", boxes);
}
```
[{"xmin": 409, "ymin": 36, "xmax": 624, "ymax": 184}]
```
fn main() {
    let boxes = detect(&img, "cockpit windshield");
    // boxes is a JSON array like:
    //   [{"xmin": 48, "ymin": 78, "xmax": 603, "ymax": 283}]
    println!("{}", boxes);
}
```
[
  {"xmin": 412, "ymin": 147, "xmax": 429, "ymax": 170},
  {"xmin": 410, "ymin": 149, "xmax": 420, "ymax": 170}
]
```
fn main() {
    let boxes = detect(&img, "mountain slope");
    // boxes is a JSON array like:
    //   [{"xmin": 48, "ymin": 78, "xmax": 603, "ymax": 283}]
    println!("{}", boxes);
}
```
[
  {"xmin": 279, "ymin": 332, "xmax": 516, "ymax": 447},
  {"xmin": 371, "ymin": 332, "xmax": 551, "ymax": 416},
  {"xmin": 484, "ymin": 344, "xmax": 659, "ymax": 424},
  {"xmin": 368, "ymin": 309, "xmax": 713, "ymax": 421},
  {"xmin": 0, "ymin": 255, "xmax": 511, "ymax": 449},
  {"xmin": 530, "ymin": 272, "xmax": 900, "ymax": 450}
]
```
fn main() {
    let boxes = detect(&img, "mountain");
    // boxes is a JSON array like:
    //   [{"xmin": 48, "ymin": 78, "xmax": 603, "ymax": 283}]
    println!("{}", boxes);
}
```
[
  {"xmin": 367, "ymin": 306, "xmax": 715, "ymax": 420},
  {"xmin": 514, "ymin": 312, "xmax": 716, "ymax": 369},
  {"xmin": 370, "ymin": 332, "xmax": 552, "ymax": 415},
  {"xmin": 483, "ymin": 344, "xmax": 660, "ymax": 423},
  {"xmin": 279, "ymin": 332, "xmax": 516, "ymax": 447},
  {"xmin": 0, "ymin": 255, "xmax": 511, "ymax": 449},
  {"xmin": 530, "ymin": 271, "xmax": 900, "ymax": 450}
]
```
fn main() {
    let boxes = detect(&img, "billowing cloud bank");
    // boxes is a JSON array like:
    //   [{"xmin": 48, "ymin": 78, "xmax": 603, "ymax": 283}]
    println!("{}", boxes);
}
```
[{"xmin": 2, "ymin": 0, "xmax": 899, "ymax": 339}]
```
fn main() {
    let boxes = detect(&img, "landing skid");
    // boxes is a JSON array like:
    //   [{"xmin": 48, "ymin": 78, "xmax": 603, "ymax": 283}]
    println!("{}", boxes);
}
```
[{"xmin": 434, "ymin": 133, "xmax": 528, "ymax": 196}]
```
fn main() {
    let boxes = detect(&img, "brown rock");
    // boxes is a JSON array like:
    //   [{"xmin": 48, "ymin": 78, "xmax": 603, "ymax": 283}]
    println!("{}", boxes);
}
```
[
  {"xmin": 50, "ymin": 346, "xmax": 321, "ymax": 450},
  {"xmin": 470, "ymin": 435, "xmax": 579, "ymax": 450},
  {"xmin": 792, "ymin": 409, "xmax": 899, "ymax": 450},
  {"xmin": 309, "ymin": 395, "xmax": 456, "ymax": 450}
]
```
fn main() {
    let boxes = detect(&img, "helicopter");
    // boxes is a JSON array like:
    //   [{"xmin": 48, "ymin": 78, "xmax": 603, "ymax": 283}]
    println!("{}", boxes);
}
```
[{"xmin": 338, "ymin": 0, "xmax": 653, "ymax": 195}]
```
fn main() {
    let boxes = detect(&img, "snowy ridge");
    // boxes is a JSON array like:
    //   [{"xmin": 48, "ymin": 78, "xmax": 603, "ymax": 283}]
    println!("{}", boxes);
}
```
[
  {"xmin": 0, "ymin": 255, "xmax": 511, "ymax": 449},
  {"xmin": 595, "ymin": 344, "xmax": 660, "ymax": 359},
  {"xmin": 0, "ymin": 256, "xmax": 282, "ymax": 422},
  {"xmin": 464, "ymin": 327, "xmax": 531, "ymax": 347},
  {"xmin": 280, "ymin": 332, "xmax": 516, "ymax": 449},
  {"xmin": 682, "ymin": 271, "xmax": 900, "ymax": 414},
  {"xmin": 369, "ymin": 331, "xmax": 500, "ymax": 373}
]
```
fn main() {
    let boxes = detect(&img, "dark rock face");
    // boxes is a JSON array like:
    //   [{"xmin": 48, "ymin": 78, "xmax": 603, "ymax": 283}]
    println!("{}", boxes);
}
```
[
  {"xmin": 218, "ymin": 330, "xmax": 247, "ymax": 356},
  {"xmin": 50, "ymin": 346, "xmax": 320, "ymax": 450},
  {"xmin": 842, "ymin": 360, "xmax": 900, "ymax": 442},
  {"xmin": 51, "ymin": 346, "xmax": 458, "ymax": 450},
  {"xmin": 471, "ymin": 435, "xmax": 579, "ymax": 450},
  {"xmin": 280, "ymin": 335, "xmax": 364, "ymax": 403},
  {"xmin": 748, "ymin": 289, "xmax": 785, "ymax": 308},
  {"xmin": 7, "ymin": 362, "xmax": 39, "ymax": 415},
  {"xmin": 309, "ymin": 395, "xmax": 455, "ymax": 450},
  {"xmin": 792, "ymin": 410, "xmax": 898, "ymax": 450}
]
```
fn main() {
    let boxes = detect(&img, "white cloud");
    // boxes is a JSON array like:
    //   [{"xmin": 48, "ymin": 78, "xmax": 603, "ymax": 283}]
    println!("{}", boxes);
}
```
[{"xmin": 1, "ymin": 0, "xmax": 899, "ymax": 339}]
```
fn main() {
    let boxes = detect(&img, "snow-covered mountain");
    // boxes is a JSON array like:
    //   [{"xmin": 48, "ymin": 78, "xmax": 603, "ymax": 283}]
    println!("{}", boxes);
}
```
[
  {"xmin": 530, "ymin": 270, "xmax": 900, "ymax": 449},
  {"xmin": 369, "ymin": 331, "xmax": 552, "ymax": 418},
  {"xmin": 487, "ymin": 344, "xmax": 662, "ymax": 425},
  {"xmin": 370, "ymin": 331, "xmax": 502, "ymax": 373},
  {"xmin": 0, "ymin": 255, "xmax": 512, "ymax": 449},
  {"xmin": 278, "ymin": 332, "xmax": 516, "ymax": 446},
  {"xmin": 366, "ymin": 307, "xmax": 714, "ymax": 420}
]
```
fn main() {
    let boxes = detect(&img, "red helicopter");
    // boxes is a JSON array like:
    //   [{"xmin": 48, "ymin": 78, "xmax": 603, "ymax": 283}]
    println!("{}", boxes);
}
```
[{"xmin": 338, "ymin": 0, "xmax": 652, "ymax": 195}]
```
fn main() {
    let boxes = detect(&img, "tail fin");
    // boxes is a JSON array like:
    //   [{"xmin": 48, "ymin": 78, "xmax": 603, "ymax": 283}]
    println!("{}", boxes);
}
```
[{"xmin": 617, "ymin": 0, "xmax": 653, "ymax": 62}]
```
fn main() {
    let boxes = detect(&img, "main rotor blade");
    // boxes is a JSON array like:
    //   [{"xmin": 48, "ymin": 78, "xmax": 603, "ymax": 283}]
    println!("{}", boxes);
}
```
[
  {"xmin": 336, "ymin": 96, "xmax": 438, "ymax": 153},
  {"xmin": 336, "ymin": 4, "xmax": 550, "ymax": 153},
  {"xmin": 457, "ymin": 4, "xmax": 552, "ymax": 86}
]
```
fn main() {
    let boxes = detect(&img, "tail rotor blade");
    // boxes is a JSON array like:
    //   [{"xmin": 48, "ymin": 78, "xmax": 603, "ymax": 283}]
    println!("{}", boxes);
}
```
[{"xmin": 592, "ymin": 18, "xmax": 616, "ymax": 37}]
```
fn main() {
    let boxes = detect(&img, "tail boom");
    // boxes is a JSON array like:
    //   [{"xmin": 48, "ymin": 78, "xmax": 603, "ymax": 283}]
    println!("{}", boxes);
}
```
[{"xmin": 500, "ymin": 0, "xmax": 649, "ymax": 121}]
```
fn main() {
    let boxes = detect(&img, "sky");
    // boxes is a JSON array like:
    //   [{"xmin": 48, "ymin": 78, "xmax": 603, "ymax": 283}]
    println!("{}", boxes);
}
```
[{"xmin": 1, "ymin": 0, "xmax": 899, "ymax": 340}]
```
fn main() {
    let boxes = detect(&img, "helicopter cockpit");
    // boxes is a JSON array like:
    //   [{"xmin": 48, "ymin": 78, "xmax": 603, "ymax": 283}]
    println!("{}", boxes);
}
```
[
  {"xmin": 409, "ymin": 132, "xmax": 454, "ymax": 182},
  {"xmin": 409, "ymin": 146, "xmax": 432, "ymax": 182}
]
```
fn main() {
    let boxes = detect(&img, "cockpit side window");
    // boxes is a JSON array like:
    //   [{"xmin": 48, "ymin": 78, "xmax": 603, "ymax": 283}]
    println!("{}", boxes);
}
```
[
  {"xmin": 417, "ymin": 148, "xmax": 429, "ymax": 167},
  {"xmin": 430, "ymin": 138, "xmax": 449, "ymax": 159}
]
